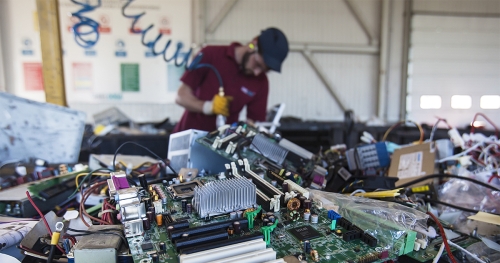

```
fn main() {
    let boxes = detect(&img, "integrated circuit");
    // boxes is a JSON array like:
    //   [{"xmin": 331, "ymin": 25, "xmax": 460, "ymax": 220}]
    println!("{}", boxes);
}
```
[
  {"xmin": 288, "ymin": 225, "xmax": 321, "ymax": 241},
  {"xmin": 141, "ymin": 243, "xmax": 153, "ymax": 251}
]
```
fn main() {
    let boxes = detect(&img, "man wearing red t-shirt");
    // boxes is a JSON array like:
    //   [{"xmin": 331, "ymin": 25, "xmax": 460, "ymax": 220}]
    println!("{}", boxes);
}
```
[{"xmin": 173, "ymin": 28, "xmax": 289, "ymax": 133}]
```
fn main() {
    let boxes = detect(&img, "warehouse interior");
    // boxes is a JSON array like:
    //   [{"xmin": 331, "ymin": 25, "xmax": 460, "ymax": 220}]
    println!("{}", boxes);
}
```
[{"xmin": 0, "ymin": 0, "xmax": 499, "ymax": 263}]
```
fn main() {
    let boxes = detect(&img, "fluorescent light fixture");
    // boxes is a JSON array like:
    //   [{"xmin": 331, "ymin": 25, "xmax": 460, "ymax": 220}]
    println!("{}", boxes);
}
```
[
  {"xmin": 480, "ymin": 95, "xmax": 500, "ymax": 109},
  {"xmin": 451, "ymin": 95, "xmax": 471, "ymax": 109},
  {"xmin": 420, "ymin": 95, "xmax": 441, "ymax": 109}
]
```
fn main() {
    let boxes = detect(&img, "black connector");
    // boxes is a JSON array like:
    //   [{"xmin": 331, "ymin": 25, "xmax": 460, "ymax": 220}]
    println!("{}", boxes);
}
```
[
  {"xmin": 338, "ymin": 217, "xmax": 353, "ymax": 230},
  {"xmin": 169, "ymin": 218, "xmax": 248, "ymax": 240},
  {"xmin": 342, "ymin": 230, "xmax": 360, "ymax": 242},
  {"xmin": 361, "ymin": 233, "xmax": 378, "ymax": 247},
  {"xmin": 174, "ymin": 230, "xmax": 228, "ymax": 252}
]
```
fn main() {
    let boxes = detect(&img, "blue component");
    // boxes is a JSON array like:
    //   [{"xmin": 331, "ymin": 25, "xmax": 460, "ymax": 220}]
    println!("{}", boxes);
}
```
[
  {"xmin": 374, "ymin": 142, "xmax": 390, "ymax": 168},
  {"xmin": 327, "ymin": 210, "xmax": 342, "ymax": 220}
]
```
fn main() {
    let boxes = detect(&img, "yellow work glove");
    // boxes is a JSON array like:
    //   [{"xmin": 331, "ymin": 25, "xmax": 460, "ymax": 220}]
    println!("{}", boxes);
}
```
[{"xmin": 202, "ymin": 94, "xmax": 233, "ymax": 117}]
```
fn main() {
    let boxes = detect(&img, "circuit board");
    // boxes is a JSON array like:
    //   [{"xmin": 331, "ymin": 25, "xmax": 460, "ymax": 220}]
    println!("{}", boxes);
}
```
[
  {"xmin": 126, "ymin": 180, "xmax": 389, "ymax": 263},
  {"xmin": 400, "ymin": 236, "xmax": 478, "ymax": 262}
]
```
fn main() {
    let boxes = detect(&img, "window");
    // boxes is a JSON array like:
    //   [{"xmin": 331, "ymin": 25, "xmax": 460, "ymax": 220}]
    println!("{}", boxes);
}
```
[
  {"xmin": 451, "ymin": 95, "xmax": 471, "ymax": 109},
  {"xmin": 480, "ymin": 95, "xmax": 500, "ymax": 109},
  {"xmin": 420, "ymin": 95, "xmax": 441, "ymax": 109}
]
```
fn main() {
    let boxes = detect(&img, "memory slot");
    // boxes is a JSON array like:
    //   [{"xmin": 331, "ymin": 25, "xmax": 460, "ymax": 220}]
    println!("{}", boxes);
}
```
[
  {"xmin": 179, "ymin": 239, "xmax": 267, "ymax": 263},
  {"xmin": 256, "ymin": 189, "xmax": 272, "ymax": 212},
  {"xmin": 179, "ymin": 233, "xmax": 264, "ymax": 255},
  {"xmin": 174, "ymin": 230, "xmax": 228, "ymax": 252},
  {"xmin": 239, "ymin": 159, "xmax": 283, "ymax": 204},
  {"xmin": 208, "ymin": 248, "xmax": 277, "ymax": 263},
  {"xmin": 165, "ymin": 220, "xmax": 190, "ymax": 233},
  {"xmin": 170, "ymin": 218, "xmax": 249, "ymax": 241}
]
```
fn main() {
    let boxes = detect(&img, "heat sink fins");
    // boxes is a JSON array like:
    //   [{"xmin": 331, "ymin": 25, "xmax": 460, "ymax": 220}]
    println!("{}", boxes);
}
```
[
  {"xmin": 250, "ymin": 134, "xmax": 288, "ymax": 165},
  {"xmin": 192, "ymin": 177, "xmax": 256, "ymax": 218}
]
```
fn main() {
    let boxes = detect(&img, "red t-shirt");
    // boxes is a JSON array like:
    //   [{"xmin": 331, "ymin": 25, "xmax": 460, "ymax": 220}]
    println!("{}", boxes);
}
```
[{"xmin": 173, "ymin": 43, "xmax": 269, "ymax": 133}]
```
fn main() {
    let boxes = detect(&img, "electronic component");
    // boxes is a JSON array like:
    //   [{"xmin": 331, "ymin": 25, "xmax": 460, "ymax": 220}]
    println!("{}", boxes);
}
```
[
  {"xmin": 141, "ymin": 243, "xmax": 153, "ymax": 251},
  {"xmin": 283, "ymin": 179, "xmax": 309, "ymax": 199},
  {"xmin": 179, "ymin": 233, "xmax": 264, "ymax": 255},
  {"xmin": 174, "ymin": 230, "xmax": 228, "ymax": 252},
  {"xmin": 179, "ymin": 239, "xmax": 267, "ymax": 263},
  {"xmin": 288, "ymin": 225, "xmax": 321, "ymax": 241},
  {"xmin": 169, "ymin": 218, "xmax": 249, "ymax": 241},
  {"xmin": 192, "ymin": 177, "xmax": 256, "ymax": 217},
  {"xmin": 346, "ymin": 142, "xmax": 390, "ymax": 170},
  {"xmin": 72, "ymin": 225, "xmax": 124, "ymax": 263},
  {"xmin": 167, "ymin": 180, "xmax": 204, "ymax": 199},
  {"xmin": 250, "ymin": 133, "xmax": 289, "ymax": 165}
]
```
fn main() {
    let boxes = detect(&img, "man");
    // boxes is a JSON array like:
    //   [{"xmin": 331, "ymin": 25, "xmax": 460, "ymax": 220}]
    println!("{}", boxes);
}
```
[{"xmin": 173, "ymin": 27, "xmax": 289, "ymax": 133}]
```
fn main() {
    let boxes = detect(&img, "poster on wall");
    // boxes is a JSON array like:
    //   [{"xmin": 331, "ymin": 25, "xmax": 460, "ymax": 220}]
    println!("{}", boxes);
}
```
[{"xmin": 58, "ymin": 0, "xmax": 191, "ymax": 104}]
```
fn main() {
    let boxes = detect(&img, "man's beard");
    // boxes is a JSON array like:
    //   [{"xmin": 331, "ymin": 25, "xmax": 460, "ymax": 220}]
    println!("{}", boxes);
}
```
[{"xmin": 240, "ymin": 51, "xmax": 255, "ymax": 76}]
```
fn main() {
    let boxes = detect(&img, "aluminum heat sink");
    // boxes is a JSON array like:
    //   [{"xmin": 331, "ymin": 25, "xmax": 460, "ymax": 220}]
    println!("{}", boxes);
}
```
[
  {"xmin": 249, "ymin": 134, "xmax": 288, "ymax": 165},
  {"xmin": 192, "ymin": 178, "xmax": 256, "ymax": 218}
]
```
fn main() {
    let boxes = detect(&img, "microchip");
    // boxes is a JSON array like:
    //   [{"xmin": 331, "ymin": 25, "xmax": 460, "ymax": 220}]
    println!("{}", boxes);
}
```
[
  {"xmin": 141, "ymin": 243, "xmax": 153, "ymax": 250},
  {"xmin": 288, "ymin": 225, "xmax": 321, "ymax": 241}
]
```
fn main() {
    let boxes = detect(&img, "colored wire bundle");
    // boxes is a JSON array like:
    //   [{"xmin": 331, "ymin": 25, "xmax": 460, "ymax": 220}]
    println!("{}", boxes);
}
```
[
  {"xmin": 79, "ymin": 181, "xmax": 109, "ymax": 227},
  {"xmin": 70, "ymin": 0, "xmax": 102, "ymax": 48},
  {"xmin": 112, "ymin": 141, "xmax": 178, "ymax": 175},
  {"xmin": 470, "ymin": 112, "xmax": 499, "ymax": 137}
]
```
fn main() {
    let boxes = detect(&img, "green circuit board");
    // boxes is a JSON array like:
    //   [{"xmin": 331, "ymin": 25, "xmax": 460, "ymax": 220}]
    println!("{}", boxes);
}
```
[{"xmin": 127, "ymin": 182, "xmax": 391, "ymax": 263}]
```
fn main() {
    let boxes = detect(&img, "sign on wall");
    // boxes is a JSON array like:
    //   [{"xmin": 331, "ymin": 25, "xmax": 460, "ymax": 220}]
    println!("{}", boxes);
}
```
[{"xmin": 58, "ymin": 0, "xmax": 192, "ymax": 104}]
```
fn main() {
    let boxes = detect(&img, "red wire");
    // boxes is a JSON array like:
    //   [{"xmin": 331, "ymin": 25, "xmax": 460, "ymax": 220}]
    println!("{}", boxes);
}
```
[
  {"xmin": 25, "ymin": 191, "xmax": 65, "ymax": 254},
  {"xmin": 427, "ymin": 212, "xmax": 458, "ymax": 263},
  {"xmin": 471, "ymin": 112, "xmax": 499, "ymax": 137}
]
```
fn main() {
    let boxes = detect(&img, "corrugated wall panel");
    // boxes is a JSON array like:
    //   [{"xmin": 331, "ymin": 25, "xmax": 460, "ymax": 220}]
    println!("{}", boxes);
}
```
[
  {"xmin": 407, "ymin": 14, "xmax": 500, "ymax": 127},
  {"xmin": 413, "ymin": 0, "xmax": 500, "ymax": 14}
]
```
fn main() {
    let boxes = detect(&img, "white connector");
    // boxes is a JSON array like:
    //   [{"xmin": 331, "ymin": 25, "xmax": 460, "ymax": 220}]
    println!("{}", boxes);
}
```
[
  {"xmin": 179, "ymin": 239, "xmax": 267, "ymax": 263},
  {"xmin": 209, "ymin": 248, "xmax": 277, "ymax": 263},
  {"xmin": 284, "ymin": 179, "xmax": 309, "ymax": 199},
  {"xmin": 448, "ymin": 128, "xmax": 464, "ymax": 148}
]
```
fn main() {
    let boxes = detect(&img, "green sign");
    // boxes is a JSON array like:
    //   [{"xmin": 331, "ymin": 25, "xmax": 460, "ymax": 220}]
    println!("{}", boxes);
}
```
[{"xmin": 121, "ymin": 63, "xmax": 139, "ymax": 92}]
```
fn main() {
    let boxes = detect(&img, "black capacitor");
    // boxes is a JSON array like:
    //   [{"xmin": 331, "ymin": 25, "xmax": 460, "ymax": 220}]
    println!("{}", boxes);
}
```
[
  {"xmin": 268, "ymin": 216, "xmax": 276, "ymax": 223},
  {"xmin": 304, "ymin": 199, "xmax": 312, "ymax": 210},
  {"xmin": 304, "ymin": 240, "xmax": 311, "ymax": 253},
  {"xmin": 262, "ymin": 219, "xmax": 269, "ymax": 226},
  {"xmin": 299, "ymin": 196, "xmax": 307, "ymax": 208},
  {"xmin": 151, "ymin": 253, "xmax": 159, "ymax": 263},
  {"xmin": 146, "ymin": 211, "xmax": 154, "ymax": 223},
  {"xmin": 162, "ymin": 180, "xmax": 168, "ymax": 187},
  {"xmin": 233, "ymin": 221, "xmax": 241, "ymax": 234},
  {"xmin": 186, "ymin": 203, "xmax": 192, "ymax": 214},
  {"xmin": 159, "ymin": 242, "xmax": 166, "ymax": 252},
  {"xmin": 167, "ymin": 226, "xmax": 174, "ymax": 237},
  {"xmin": 227, "ymin": 226, "xmax": 234, "ymax": 236},
  {"xmin": 148, "ymin": 206, "xmax": 155, "ymax": 215},
  {"xmin": 266, "ymin": 212, "xmax": 274, "ymax": 218},
  {"xmin": 138, "ymin": 174, "xmax": 148, "ymax": 190},
  {"xmin": 181, "ymin": 200, "xmax": 187, "ymax": 213},
  {"xmin": 142, "ymin": 217, "xmax": 151, "ymax": 230},
  {"xmin": 282, "ymin": 182, "xmax": 289, "ymax": 193}
]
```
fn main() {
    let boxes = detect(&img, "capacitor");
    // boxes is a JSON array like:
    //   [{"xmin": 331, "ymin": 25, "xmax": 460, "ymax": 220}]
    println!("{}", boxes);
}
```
[
  {"xmin": 227, "ymin": 226, "xmax": 234, "ymax": 236},
  {"xmin": 142, "ymin": 217, "xmax": 151, "ymax": 230},
  {"xmin": 299, "ymin": 196, "xmax": 307, "ymax": 208},
  {"xmin": 162, "ymin": 197, "xmax": 168, "ymax": 204},
  {"xmin": 233, "ymin": 221, "xmax": 241, "ymax": 234},
  {"xmin": 268, "ymin": 216, "xmax": 276, "ymax": 223},
  {"xmin": 303, "ymin": 199, "xmax": 312, "ymax": 210},
  {"xmin": 181, "ymin": 200, "xmax": 187, "ymax": 213},
  {"xmin": 148, "ymin": 206, "xmax": 155, "ymax": 215},
  {"xmin": 262, "ymin": 218, "xmax": 270, "ymax": 226},
  {"xmin": 229, "ymin": 212, "xmax": 237, "ymax": 220},
  {"xmin": 303, "ymin": 211, "xmax": 311, "ymax": 221},
  {"xmin": 148, "ymin": 185, "xmax": 154, "ymax": 193},
  {"xmin": 282, "ymin": 182, "xmax": 289, "ymax": 193},
  {"xmin": 311, "ymin": 214, "xmax": 319, "ymax": 224},
  {"xmin": 162, "ymin": 180, "xmax": 168, "ymax": 187},
  {"xmin": 153, "ymin": 195, "xmax": 159, "ymax": 202},
  {"xmin": 146, "ymin": 211, "xmax": 154, "ymax": 222},
  {"xmin": 167, "ymin": 226, "xmax": 174, "ymax": 237},
  {"xmin": 237, "ymin": 210, "xmax": 243, "ymax": 218},
  {"xmin": 303, "ymin": 240, "xmax": 311, "ymax": 253},
  {"xmin": 138, "ymin": 174, "xmax": 148, "ymax": 190},
  {"xmin": 266, "ymin": 212, "xmax": 274, "ymax": 218},
  {"xmin": 156, "ymin": 214, "xmax": 163, "ymax": 226},
  {"xmin": 271, "ymin": 180, "xmax": 277, "ymax": 187},
  {"xmin": 151, "ymin": 253, "xmax": 159, "ymax": 263},
  {"xmin": 186, "ymin": 203, "xmax": 192, "ymax": 214},
  {"xmin": 310, "ymin": 249, "xmax": 319, "ymax": 262},
  {"xmin": 159, "ymin": 242, "xmax": 166, "ymax": 252}
]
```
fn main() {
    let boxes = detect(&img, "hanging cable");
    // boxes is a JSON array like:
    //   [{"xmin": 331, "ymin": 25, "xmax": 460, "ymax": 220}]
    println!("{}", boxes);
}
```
[
  {"xmin": 70, "ymin": 0, "xmax": 101, "ymax": 48},
  {"xmin": 120, "ymin": 0, "xmax": 223, "ymax": 87}
]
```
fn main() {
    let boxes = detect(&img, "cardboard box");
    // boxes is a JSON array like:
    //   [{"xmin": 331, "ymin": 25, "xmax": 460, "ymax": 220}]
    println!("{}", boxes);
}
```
[{"xmin": 388, "ymin": 142, "xmax": 436, "ymax": 187}]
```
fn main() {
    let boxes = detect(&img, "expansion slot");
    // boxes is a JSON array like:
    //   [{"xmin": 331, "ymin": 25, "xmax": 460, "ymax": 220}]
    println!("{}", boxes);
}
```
[
  {"xmin": 179, "ymin": 233, "xmax": 264, "ymax": 255},
  {"xmin": 209, "ymin": 248, "xmax": 277, "ymax": 263},
  {"xmin": 283, "ymin": 179, "xmax": 309, "ymax": 199},
  {"xmin": 169, "ymin": 218, "xmax": 248, "ymax": 240},
  {"xmin": 179, "ymin": 239, "xmax": 267, "ymax": 263},
  {"xmin": 239, "ymin": 159, "xmax": 284, "ymax": 204}
]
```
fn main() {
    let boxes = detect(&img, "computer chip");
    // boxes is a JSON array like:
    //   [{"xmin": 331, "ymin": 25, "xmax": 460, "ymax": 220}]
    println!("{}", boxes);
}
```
[
  {"xmin": 288, "ymin": 225, "xmax": 321, "ymax": 241},
  {"xmin": 141, "ymin": 243, "xmax": 153, "ymax": 250}
]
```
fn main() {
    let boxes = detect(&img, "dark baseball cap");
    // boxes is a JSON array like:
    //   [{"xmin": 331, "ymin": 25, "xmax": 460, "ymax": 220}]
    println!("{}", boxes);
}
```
[{"xmin": 258, "ymin": 28, "xmax": 289, "ymax": 73}]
